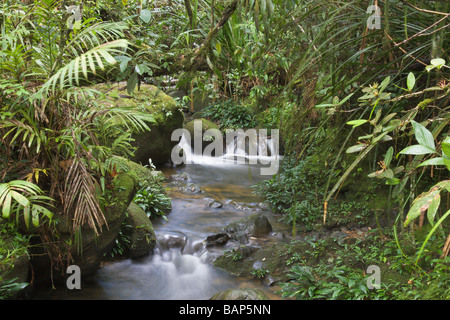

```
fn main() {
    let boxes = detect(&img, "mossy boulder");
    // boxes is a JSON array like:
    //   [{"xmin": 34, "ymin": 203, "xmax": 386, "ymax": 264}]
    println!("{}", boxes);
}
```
[
  {"xmin": 93, "ymin": 83, "xmax": 184, "ymax": 165},
  {"xmin": 112, "ymin": 155, "xmax": 165, "ymax": 188},
  {"xmin": 30, "ymin": 172, "xmax": 138, "ymax": 285},
  {"xmin": 185, "ymin": 118, "xmax": 218, "ymax": 137},
  {"xmin": 124, "ymin": 202, "xmax": 157, "ymax": 259},
  {"xmin": 184, "ymin": 118, "xmax": 219, "ymax": 151},
  {"xmin": 69, "ymin": 173, "xmax": 137, "ymax": 275}
]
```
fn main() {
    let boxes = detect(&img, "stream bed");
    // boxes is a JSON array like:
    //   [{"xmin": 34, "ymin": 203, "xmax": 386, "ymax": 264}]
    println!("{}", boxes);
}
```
[{"xmin": 34, "ymin": 158, "xmax": 286, "ymax": 300}]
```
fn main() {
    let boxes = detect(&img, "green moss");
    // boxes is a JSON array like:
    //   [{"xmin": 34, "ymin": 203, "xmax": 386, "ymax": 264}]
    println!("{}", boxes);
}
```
[
  {"xmin": 106, "ymin": 173, "xmax": 138, "ymax": 222},
  {"xmin": 90, "ymin": 83, "xmax": 185, "ymax": 165},
  {"xmin": 112, "ymin": 156, "xmax": 165, "ymax": 188},
  {"xmin": 185, "ymin": 118, "xmax": 219, "ymax": 136}
]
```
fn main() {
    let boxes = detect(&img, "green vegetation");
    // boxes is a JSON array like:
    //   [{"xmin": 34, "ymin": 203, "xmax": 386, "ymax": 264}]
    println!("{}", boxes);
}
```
[
  {"xmin": 0, "ymin": 0, "xmax": 449, "ymax": 300},
  {"xmin": 133, "ymin": 185, "xmax": 172, "ymax": 220}
]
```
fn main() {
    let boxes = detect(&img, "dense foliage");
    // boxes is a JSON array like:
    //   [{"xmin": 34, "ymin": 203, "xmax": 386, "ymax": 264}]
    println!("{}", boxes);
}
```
[{"xmin": 0, "ymin": 0, "xmax": 448, "ymax": 299}]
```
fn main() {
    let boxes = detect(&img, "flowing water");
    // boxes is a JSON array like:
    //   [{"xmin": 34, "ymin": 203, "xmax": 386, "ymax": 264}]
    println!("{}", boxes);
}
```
[{"xmin": 34, "ymin": 132, "xmax": 285, "ymax": 300}]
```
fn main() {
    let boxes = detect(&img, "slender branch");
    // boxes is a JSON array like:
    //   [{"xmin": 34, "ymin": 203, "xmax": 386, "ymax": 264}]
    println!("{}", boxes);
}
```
[
  {"xmin": 184, "ymin": 0, "xmax": 194, "ymax": 29},
  {"xmin": 192, "ymin": 0, "xmax": 239, "ymax": 59},
  {"xmin": 394, "ymin": 13, "xmax": 450, "ymax": 47},
  {"xmin": 399, "ymin": 1, "xmax": 449, "ymax": 16}
]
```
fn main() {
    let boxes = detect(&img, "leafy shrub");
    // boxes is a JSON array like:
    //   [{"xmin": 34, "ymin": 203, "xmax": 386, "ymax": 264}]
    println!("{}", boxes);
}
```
[
  {"xmin": 202, "ymin": 100, "xmax": 257, "ymax": 130},
  {"xmin": 280, "ymin": 259, "xmax": 391, "ymax": 300},
  {"xmin": 253, "ymin": 156, "xmax": 324, "ymax": 229},
  {"xmin": 133, "ymin": 186, "xmax": 172, "ymax": 220}
]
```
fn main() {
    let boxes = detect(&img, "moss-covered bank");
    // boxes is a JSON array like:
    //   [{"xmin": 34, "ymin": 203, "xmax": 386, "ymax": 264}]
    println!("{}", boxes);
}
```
[{"xmin": 93, "ymin": 83, "xmax": 185, "ymax": 165}]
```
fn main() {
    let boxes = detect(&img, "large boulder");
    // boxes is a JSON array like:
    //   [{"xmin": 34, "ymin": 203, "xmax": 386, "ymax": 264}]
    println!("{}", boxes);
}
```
[
  {"xmin": 112, "ymin": 155, "xmax": 166, "ymax": 187},
  {"xmin": 30, "ymin": 172, "xmax": 138, "ymax": 284},
  {"xmin": 222, "ymin": 213, "xmax": 273, "ymax": 244},
  {"xmin": 185, "ymin": 118, "xmax": 219, "ymax": 138},
  {"xmin": 94, "ymin": 83, "xmax": 185, "ymax": 165},
  {"xmin": 125, "ymin": 202, "xmax": 157, "ymax": 259}
]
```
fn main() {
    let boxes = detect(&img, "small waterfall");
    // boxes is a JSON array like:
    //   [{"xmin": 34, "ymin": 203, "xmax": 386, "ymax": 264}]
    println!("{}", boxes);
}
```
[
  {"xmin": 91, "ymin": 232, "xmax": 232, "ymax": 300},
  {"xmin": 176, "ymin": 130, "xmax": 280, "ymax": 167},
  {"xmin": 148, "ymin": 232, "xmax": 217, "ymax": 299}
]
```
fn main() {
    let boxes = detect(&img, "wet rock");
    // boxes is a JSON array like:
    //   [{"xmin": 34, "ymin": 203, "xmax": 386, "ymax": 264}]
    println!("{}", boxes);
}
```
[
  {"xmin": 261, "ymin": 276, "xmax": 279, "ymax": 287},
  {"xmin": 185, "ymin": 118, "xmax": 220, "ymax": 151},
  {"xmin": 237, "ymin": 246, "xmax": 259, "ymax": 259},
  {"xmin": 184, "ymin": 182, "xmax": 202, "ymax": 193},
  {"xmin": 166, "ymin": 89, "xmax": 187, "ymax": 101},
  {"xmin": 125, "ymin": 202, "xmax": 156, "ymax": 259},
  {"xmin": 222, "ymin": 214, "xmax": 273, "ymax": 244},
  {"xmin": 204, "ymin": 198, "xmax": 223, "ymax": 208},
  {"xmin": 252, "ymin": 215, "xmax": 272, "ymax": 237},
  {"xmin": 210, "ymin": 288, "xmax": 269, "ymax": 300},
  {"xmin": 157, "ymin": 233, "xmax": 188, "ymax": 252},
  {"xmin": 253, "ymin": 261, "xmax": 264, "ymax": 270},
  {"xmin": 205, "ymin": 233, "xmax": 230, "ymax": 248}
]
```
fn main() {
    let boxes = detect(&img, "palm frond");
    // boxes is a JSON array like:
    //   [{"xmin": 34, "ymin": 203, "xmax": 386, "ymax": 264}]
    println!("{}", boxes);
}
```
[
  {"xmin": 63, "ymin": 158, "xmax": 107, "ymax": 235},
  {"xmin": 0, "ymin": 180, "xmax": 54, "ymax": 229},
  {"xmin": 36, "ymin": 39, "xmax": 129, "ymax": 98}
]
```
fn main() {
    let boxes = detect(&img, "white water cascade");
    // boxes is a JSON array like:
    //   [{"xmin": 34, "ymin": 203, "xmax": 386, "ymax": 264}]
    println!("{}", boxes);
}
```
[{"xmin": 176, "ymin": 130, "xmax": 281, "ymax": 172}]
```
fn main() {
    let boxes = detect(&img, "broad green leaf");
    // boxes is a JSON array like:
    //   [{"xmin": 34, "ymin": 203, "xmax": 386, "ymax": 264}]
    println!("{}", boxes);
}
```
[
  {"xmin": 426, "ymin": 58, "xmax": 446, "ymax": 72},
  {"xmin": 215, "ymin": 42, "xmax": 222, "ymax": 55},
  {"xmin": 379, "ymin": 76, "xmax": 390, "ymax": 92},
  {"xmin": 127, "ymin": 72, "xmax": 138, "ymax": 94},
  {"xmin": 407, "ymin": 72, "xmax": 415, "ymax": 91},
  {"xmin": 140, "ymin": 9, "xmax": 152, "ymax": 24},
  {"xmin": 404, "ymin": 188, "xmax": 440, "ymax": 226},
  {"xmin": 385, "ymin": 168, "xmax": 394, "ymax": 179},
  {"xmin": 385, "ymin": 147, "xmax": 393, "ymax": 168},
  {"xmin": 346, "ymin": 144, "xmax": 367, "ymax": 153},
  {"xmin": 386, "ymin": 178, "xmax": 400, "ymax": 185},
  {"xmin": 98, "ymin": 50, "xmax": 117, "ymax": 65},
  {"xmin": 346, "ymin": 119, "xmax": 368, "ymax": 128},
  {"xmin": 411, "ymin": 120, "xmax": 435, "ymax": 152},
  {"xmin": 2, "ymin": 193, "xmax": 11, "ymax": 218},
  {"xmin": 444, "ymin": 158, "xmax": 450, "ymax": 171},
  {"xmin": 10, "ymin": 191, "xmax": 29, "ymax": 207},
  {"xmin": 31, "ymin": 206, "xmax": 39, "ymax": 227},
  {"xmin": 120, "ymin": 59, "xmax": 130, "ymax": 73},
  {"xmin": 315, "ymin": 103, "xmax": 335, "ymax": 108},
  {"xmin": 23, "ymin": 205, "xmax": 30, "ymax": 229},
  {"xmin": 380, "ymin": 113, "xmax": 397, "ymax": 125},
  {"xmin": 442, "ymin": 137, "xmax": 450, "ymax": 158},
  {"xmin": 427, "ymin": 193, "xmax": 440, "ymax": 225},
  {"xmin": 417, "ymin": 157, "xmax": 445, "ymax": 167},
  {"xmin": 399, "ymin": 144, "xmax": 435, "ymax": 155},
  {"xmin": 393, "ymin": 166, "xmax": 404, "ymax": 174},
  {"xmin": 430, "ymin": 58, "xmax": 446, "ymax": 69}
]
